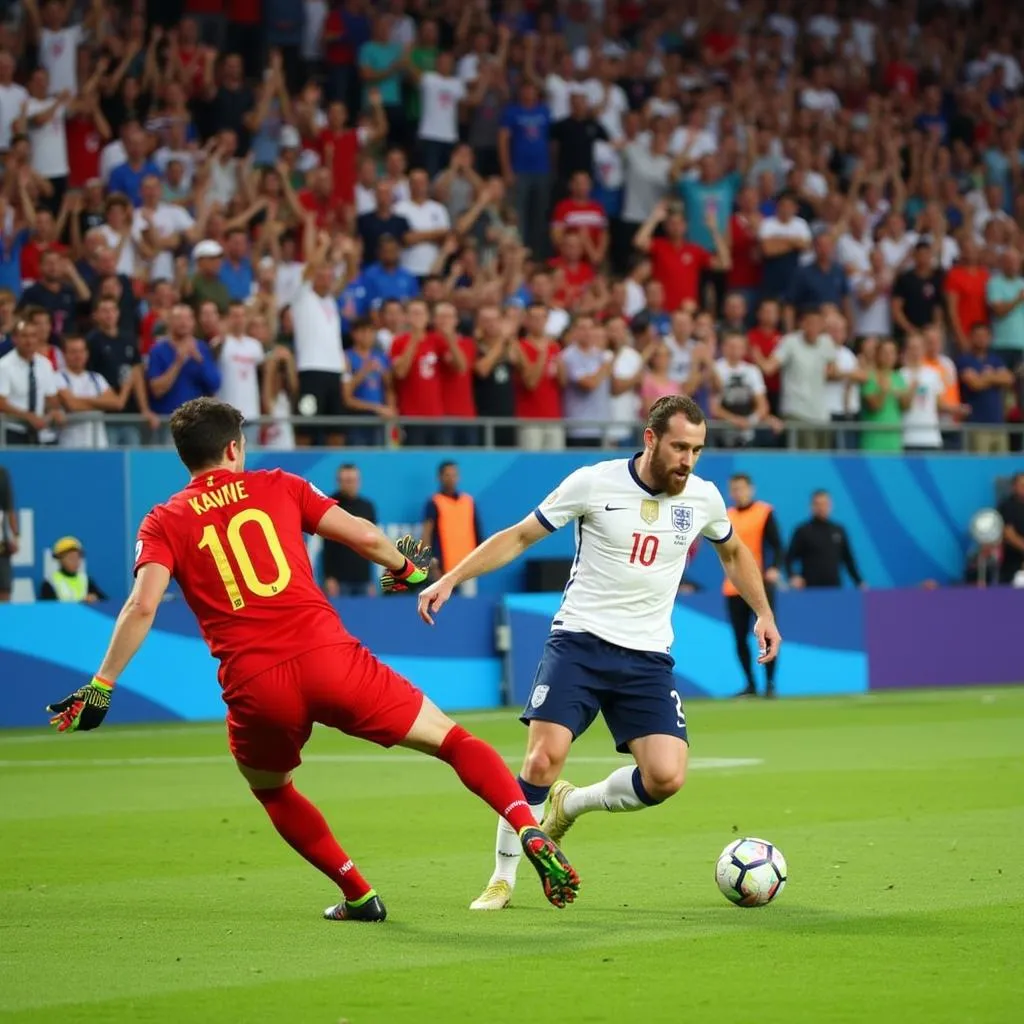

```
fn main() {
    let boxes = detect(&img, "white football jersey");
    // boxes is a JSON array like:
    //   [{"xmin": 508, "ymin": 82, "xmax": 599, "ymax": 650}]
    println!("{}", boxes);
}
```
[{"xmin": 534, "ymin": 457, "xmax": 732, "ymax": 653}]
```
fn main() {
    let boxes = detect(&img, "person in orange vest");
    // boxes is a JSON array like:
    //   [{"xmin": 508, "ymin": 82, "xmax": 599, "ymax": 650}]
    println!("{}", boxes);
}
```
[
  {"xmin": 421, "ymin": 461, "xmax": 482, "ymax": 595},
  {"xmin": 724, "ymin": 473, "xmax": 784, "ymax": 697}
]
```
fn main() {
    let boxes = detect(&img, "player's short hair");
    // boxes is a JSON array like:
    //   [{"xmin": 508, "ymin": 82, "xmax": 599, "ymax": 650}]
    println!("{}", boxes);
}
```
[
  {"xmin": 438, "ymin": 460, "xmax": 457, "ymax": 476},
  {"xmin": 646, "ymin": 395, "xmax": 705, "ymax": 437},
  {"xmin": 170, "ymin": 398, "xmax": 244, "ymax": 472}
]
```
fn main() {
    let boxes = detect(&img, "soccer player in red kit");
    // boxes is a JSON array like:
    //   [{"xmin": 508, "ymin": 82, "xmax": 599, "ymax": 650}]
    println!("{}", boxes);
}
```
[{"xmin": 45, "ymin": 398, "xmax": 579, "ymax": 920}]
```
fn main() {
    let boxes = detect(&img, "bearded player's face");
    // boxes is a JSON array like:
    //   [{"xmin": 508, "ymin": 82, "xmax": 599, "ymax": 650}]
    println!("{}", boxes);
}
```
[{"xmin": 646, "ymin": 415, "xmax": 706, "ymax": 496}]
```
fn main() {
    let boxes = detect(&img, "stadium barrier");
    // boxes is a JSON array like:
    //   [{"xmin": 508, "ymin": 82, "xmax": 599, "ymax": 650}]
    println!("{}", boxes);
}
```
[
  {"xmin": 0, "ymin": 448, "xmax": 1019, "ymax": 602},
  {"xmin": 1, "ymin": 589, "xmax": 1021, "ymax": 728}
]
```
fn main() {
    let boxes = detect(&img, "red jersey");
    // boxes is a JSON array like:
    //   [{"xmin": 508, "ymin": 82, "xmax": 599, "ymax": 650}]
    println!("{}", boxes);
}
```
[
  {"xmin": 65, "ymin": 115, "xmax": 103, "ymax": 187},
  {"xmin": 728, "ymin": 213, "xmax": 762, "ymax": 290},
  {"xmin": 747, "ymin": 326, "xmax": 781, "ymax": 394},
  {"xmin": 551, "ymin": 198, "xmax": 608, "ymax": 253},
  {"xmin": 515, "ymin": 338, "xmax": 563, "ymax": 419},
  {"xmin": 549, "ymin": 257, "xmax": 595, "ymax": 308},
  {"xmin": 317, "ymin": 127, "xmax": 361, "ymax": 205},
  {"xmin": 20, "ymin": 240, "xmax": 67, "ymax": 283},
  {"xmin": 439, "ymin": 334, "xmax": 477, "ymax": 417},
  {"xmin": 648, "ymin": 237, "xmax": 710, "ymax": 312},
  {"xmin": 943, "ymin": 265, "xmax": 990, "ymax": 335},
  {"xmin": 135, "ymin": 469, "xmax": 346, "ymax": 687},
  {"xmin": 391, "ymin": 332, "xmax": 445, "ymax": 417}
]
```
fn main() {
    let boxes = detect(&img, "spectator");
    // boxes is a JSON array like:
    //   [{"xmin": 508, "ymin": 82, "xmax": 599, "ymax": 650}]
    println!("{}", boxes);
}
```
[
  {"xmin": 210, "ymin": 302, "xmax": 264, "ymax": 445},
  {"xmin": 421, "ymin": 460, "xmax": 481, "ymax": 589},
  {"xmin": 727, "ymin": 186, "xmax": 764, "ymax": 316},
  {"xmin": 357, "ymin": 180, "xmax": 411, "ymax": 266},
  {"xmin": 997, "ymin": 472, "xmax": 1024, "ymax": 585},
  {"xmin": 860, "ymin": 337, "xmax": 909, "ymax": 453},
  {"xmin": 822, "ymin": 314, "xmax": 865, "ymax": 450},
  {"xmin": 892, "ymin": 241, "xmax": 945, "ymax": 341},
  {"xmin": 607, "ymin": 316, "xmax": 646, "ymax": 445},
  {"xmin": 406, "ymin": 50, "xmax": 465, "ymax": 178},
  {"xmin": 471, "ymin": 305, "xmax": 518, "ymax": 448},
  {"xmin": 902, "ymin": 332, "xmax": 969, "ymax": 453},
  {"xmin": 0, "ymin": 318, "xmax": 64, "ymax": 445},
  {"xmin": 712, "ymin": 331, "xmax": 777, "ymax": 449},
  {"xmin": 187, "ymin": 240, "xmax": 231, "ymax": 315},
  {"xmin": 850, "ymin": 247, "xmax": 894, "ymax": 342},
  {"xmin": 551, "ymin": 90, "xmax": 608, "ymax": 184},
  {"xmin": 786, "ymin": 233, "xmax": 850, "ymax": 329},
  {"xmin": 18, "ymin": 68, "xmax": 70, "ymax": 210},
  {"xmin": 762, "ymin": 306, "xmax": 836, "ymax": 449},
  {"xmin": 219, "ymin": 228, "xmax": 255, "ymax": 302},
  {"xmin": 394, "ymin": 168, "xmax": 450, "ymax": 282},
  {"xmin": 0, "ymin": 463, "xmax": 16, "ymax": 602},
  {"xmin": 359, "ymin": 14, "xmax": 404, "ymax": 145},
  {"xmin": 107, "ymin": 125, "xmax": 161, "ymax": 208},
  {"xmin": 18, "ymin": 252, "xmax": 90, "ymax": 338},
  {"xmin": 956, "ymin": 322, "xmax": 1015, "ymax": 454},
  {"xmin": 434, "ymin": 300, "xmax": 476, "ymax": 446},
  {"xmin": 361, "ymin": 234, "xmax": 420, "ymax": 310},
  {"xmin": 391, "ymin": 297, "xmax": 443, "ymax": 446},
  {"xmin": 561, "ymin": 318, "xmax": 613, "ymax": 448},
  {"xmin": 146, "ymin": 304, "xmax": 221, "ymax": 421},
  {"xmin": 57, "ymin": 333, "xmax": 120, "ymax": 448},
  {"xmin": 39, "ymin": 535, "xmax": 107, "ymax": 603},
  {"xmin": 786, "ymin": 490, "xmax": 865, "ymax": 590},
  {"xmin": 757, "ymin": 191, "xmax": 812, "ymax": 302},
  {"xmin": 342, "ymin": 316, "xmax": 394, "ymax": 446},
  {"xmin": 322, "ymin": 463, "xmax": 379, "ymax": 597},
  {"xmin": 135, "ymin": 174, "xmax": 197, "ymax": 282},
  {"xmin": 0, "ymin": 51, "xmax": 28, "ymax": 154},
  {"xmin": 551, "ymin": 171, "xmax": 609, "ymax": 270},
  {"xmin": 516, "ymin": 300, "xmax": 564, "ymax": 450},
  {"xmin": 202, "ymin": 53, "xmax": 255, "ymax": 154},
  {"xmin": 499, "ymin": 79, "xmax": 552, "ymax": 261},
  {"xmin": 986, "ymin": 248, "xmax": 1024, "ymax": 374}
]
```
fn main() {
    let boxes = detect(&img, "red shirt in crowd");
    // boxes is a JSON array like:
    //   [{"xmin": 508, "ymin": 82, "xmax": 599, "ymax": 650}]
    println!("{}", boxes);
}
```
[
  {"xmin": 747, "ymin": 326, "xmax": 782, "ymax": 395},
  {"xmin": 648, "ymin": 237, "xmax": 710, "ymax": 312},
  {"xmin": 65, "ymin": 114, "xmax": 104, "ymax": 188},
  {"xmin": 317, "ymin": 127, "xmax": 362, "ymax": 206},
  {"xmin": 883, "ymin": 60, "xmax": 918, "ymax": 98},
  {"xmin": 549, "ymin": 257, "xmax": 595, "ymax": 308},
  {"xmin": 323, "ymin": 9, "xmax": 357, "ymax": 67},
  {"xmin": 551, "ymin": 198, "xmax": 608, "ymax": 254},
  {"xmin": 515, "ymin": 338, "xmax": 563, "ymax": 420},
  {"xmin": 944, "ymin": 264, "xmax": 990, "ymax": 337},
  {"xmin": 20, "ymin": 240, "xmax": 67, "ymax": 284},
  {"xmin": 390, "ymin": 332, "xmax": 445, "ymax": 417},
  {"xmin": 439, "ymin": 334, "xmax": 477, "ymax": 418},
  {"xmin": 727, "ymin": 213, "xmax": 762, "ymax": 290}
]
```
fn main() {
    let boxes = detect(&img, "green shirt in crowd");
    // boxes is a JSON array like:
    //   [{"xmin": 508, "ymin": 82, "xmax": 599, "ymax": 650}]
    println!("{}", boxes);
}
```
[{"xmin": 860, "ymin": 370, "xmax": 907, "ymax": 452}]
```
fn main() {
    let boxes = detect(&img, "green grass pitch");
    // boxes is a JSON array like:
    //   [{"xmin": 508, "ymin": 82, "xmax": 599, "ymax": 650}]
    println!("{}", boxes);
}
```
[{"xmin": 1, "ymin": 688, "xmax": 1022, "ymax": 1024}]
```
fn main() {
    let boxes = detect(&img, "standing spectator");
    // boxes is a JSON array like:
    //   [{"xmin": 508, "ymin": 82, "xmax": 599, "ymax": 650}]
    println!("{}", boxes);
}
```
[
  {"xmin": 394, "ymin": 169, "xmax": 450, "ymax": 283},
  {"xmin": 359, "ymin": 14, "xmax": 403, "ymax": 145},
  {"xmin": 23, "ymin": 0, "xmax": 102, "ymax": 97},
  {"xmin": 135, "ymin": 174, "xmax": 197, "ymax": 282},
  {"xmin": 850, "ymin": 248, "xmax": 894, "ymax": 342},
  {"xmin": 421, "ymin": 460, "xmax": 481, "ymax": 590},
  {"xmin": 986, "ymin": 248, "xmax": 1024, "ymax": 374},
  {"xmin": 786, "ymin": 234, "xmax": 850, "ymax": 329},
  {"xmin": 551, "ymin": 171, "xmax": 609, "ymax": 270},
  {"xmin": 762, "ymin": 306, "xmax": 837, "ymax": 448},
  {"xmin": 727, "ymin": 186, "xmax": 764, "ymax": 317},
  {"xmin": 723, "ymin": 473, "xmax": 783, "ymax": 698},
  {"xmin": 38, "ymin": 535, "xmax": 107, "ymax": 603},
  {"xmin": 997, "ymin": 472, "xmax": 1024, "ymax": 585},
  {"xmin": 551, "ymin": 91, "xmax": 608, "ymax": 184},
  {"xmin": 944, "ymin": 239, "xmax": 989, "ymax": 351},
  {"xmin": 786, "ymin": 490, "xmax": 865, "ymax": 590},
  {"xmin": 18, "ymin": 252, "xmax": 89, "ymax": 339},
  {"xmin": 891, "ymin": 241, "xmax": 945, "ymax": 341},
  {"xmin": 607, "ymin": 316, "xmax": 645, "ymax": 446},
  {"xmin": 0, "ymin": 51, "xmax": 28, "ymax": 154},
  {"xmin": 342, "ymin": 316, "xmax": 394, "ymax": 446},
  {"xmin": 146, "ymin": 304, "xmax": 222, "ymax": 421},
  {"xmin": 361, "ymin": 235, "xmax": 419, "ymax": 310},
  {"xmin": 499, "ymin": 80, "xmax": 552, "ymax": 261},
  {"xmin": 57, "ymin": 333, "xmax": 120, "ymax": 448},
  {"xmin": 0, "ymin": 463, "xmax": 16, "ymax": 602},
  {"xmin": 561, "ymin": 318, "xmax": 613, "ymax": 448},
  {"xmin": 757, "ymin": 192, "xmax": 812, "ymax": 302},
  {"xmin": 639, "ymin": 343, "xmax": 678, "ymax": 418},
  {"xmin": 747, "ymin": 298, "xmax": 783, "ymax": 414},
  {"xmin": 434, "ymin": 300, "xmax": 476, "ymax": 446},
  {"xmin": 291, "ymin": 225, "xmax": 345, "ymax": 447},
  {"xmin": 634, "ymin": 200, "xmax": 729, "ymax": 314},
  {"xmin": 219, "ymin": 229, "xmax": 255, "ymax": 302},
  {"xmin": 107, "ymin": 125, "xmax": 159, "ymax": 207},
  {"xmin": 902, "ymin": 333, "xmax": 968, "ymax": 453},
  {"xmin": 391, "ymin": 297, "xmax": 443, "ymax": 446},
  {"xmin": 211, "ymin": 302, "xmax": 265, "ymax": 445},
  {"xmin": 0, "ymin": 318, "xmax": 64, "ymax": 445},
  {"xmin": 516, "ymin": 301, "xmax": 565, "ymax": 450},
  {"xmin": 357, "ymin": 181, "xmax": 411, "ymax": 267},
  {"xmin": 711, "ymin": 332, "xmax": 775, "ymax": 448},
  {"xmin": 202, "ymin": 54, "xmax": 255, "ymax": 155},
  {"xmin": 472, "ymin": 305, "xmax": 518, "ymax": 448},
  {"xmin": 322, "ymin": 463, "xmax": 379, "ymax": 597},
  {"xmin": 407, "ymin": 50, "xmax": 465, "ymax": 178},
  {"xmin": 18, "ymin": 69, "xmax": 70, "ymax": 210},
  {"xmin": 187, "ymin": 240, "xmax": 231, "ymax": 315},
  {"xmin": 619, "ymin": 118, "xmax": 672, "ymax": 269},
  {"xmin": 956, "ymin": 322, "xmax": 1015, "ymax": 454},
  {"xmin": 860, "ymin": 337, "xmax": 909, "ymax": 453},
  {"xmin": 822, "ymin": 317, "xmax": 865, "ymax": 451}
]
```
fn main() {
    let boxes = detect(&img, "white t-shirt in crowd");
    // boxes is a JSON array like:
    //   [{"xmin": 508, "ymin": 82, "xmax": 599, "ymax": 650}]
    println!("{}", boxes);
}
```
[
  {"xmin": 39, "ymin": 24, "xmax": 84, "ymax": 96},
  {"xmin": 418, "ymin": 72, "xmax": 465, "ymax": 143},
  {"xmin": 851, "ymin": 271, "xmax": 892, "ymax": 338},
  {"xmin": 207, "ymin": 157, "xmax": 240, "ymax": 208},
  {"xmin": 275, "ymin": 261, "xmax": 305, "ymax": 307},
  {"xmin": 758, "ymin": 214, "xmax": 812, "ymax": 248},
  {"xmin": 901, "ymin": 364, "xmax": 944, "ymax": 448},
  {"xmin": 545, "ymin": 74, "xmax": 585, "ymax": 122},
  {"xmin": 216, "ymin": 335, "xmax": 265, "ymax": 421},
  {"xmin": 668, "ymin": 126, "xmax": 717, "ymax": 160},
  {"xmin": 592, "ymin": 139, "xmax": 624, "ymax": 192},
  {"xmin": 905, "ymin": 231, "xmax": 960, "ymax": 271},
  {"xmin": 624, "ymin": 279, "xmax": 647, "ymax": 318},
  {"xmin": 594, "ymin": 82, "xmax": 629, "ymax": 140},
  {"xmin": 394, "ymin": 198, "xmax": 450, "ymax": 277},
  {"xmin": 878, "ymin": 234, "xmax": 915, "ymax": 272},
  {"xmin": 134, "ymin": 203, "xmax": 195, "ymax": 281},
  {"xmin": 836, "ymin": 232, "xmax": 873, "ymax": 274},
  {"xmin": 99, "ymin": 139, "xmax": 126, "ymax": 184},
  {"xmin": 608, "ymin": 345, "xmax": 643, "ymax": 440},
  {"xmin": 0, "ymin": 350, "xmax": 60, "ymax": 429},
  {"xmin": 800, "ymin": 88, "xmax": 841, "ymax": 115},
  {"xmin": 545, "ymin": 308, "xmax": 571, "ymax": 340},
  {"xmin": 58, "ymin": 368, "xmax": 109, "ymax": 448},
  {"xmin": 824, "ymin": 345, "xmax": 861, "ymax": 417},
  {"xmin": 291, "ymin": 282, "xmax": 344, "ymax": 373},
  {"xmin": 0, "ymin": 82, "xmax": 28, "ymax": 150},
  {"xmin": 354, "ymin": 183, "xmax": 376, "ymax": 217},
  {"xmin": 25, "ymin": 97, "xmax": 69, "ymax": 177},
  {"xmin": 97, "ymin": 223, "xmax": 143, "ymax": 277}
]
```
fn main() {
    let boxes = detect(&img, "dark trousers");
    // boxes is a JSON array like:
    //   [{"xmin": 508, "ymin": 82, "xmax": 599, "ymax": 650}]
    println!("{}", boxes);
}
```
[
  {"xmin": 420, "ymin": 140, "xmax": 455, "ymax": 179},
  {"xmin": 727, "ymin": 586, "xmax": 777, "ymax": 693}
]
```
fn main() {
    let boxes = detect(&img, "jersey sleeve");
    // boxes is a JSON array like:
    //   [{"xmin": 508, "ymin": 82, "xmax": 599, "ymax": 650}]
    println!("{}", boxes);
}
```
[
  {"xmin": 534, "ymin": 467, "xmax": 594, "ymax": 533},
  {"xmin": 700, "ymin": 484, "xmax": 733, "ymax": 545},
  {"xmin": 287, "ymin": 472, "xmax": 340, "ymax": 534},
  {"xmin": 135, "ymin": 510, "xmax": 175, "ymax": 575}
]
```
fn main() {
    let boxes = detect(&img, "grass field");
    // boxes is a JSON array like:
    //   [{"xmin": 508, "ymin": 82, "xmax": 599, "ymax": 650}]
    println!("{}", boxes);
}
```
[{"xmin": 1, "ymin": 688, "xmax": 1022, "ymax": 1024}]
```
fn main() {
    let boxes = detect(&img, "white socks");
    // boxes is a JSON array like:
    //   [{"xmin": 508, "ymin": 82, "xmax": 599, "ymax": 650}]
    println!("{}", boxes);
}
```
[
  {"xmin": 564, "ymin": 766, "xmax": 652, "ymax": 816},
  {"xmin": 490, "ymin": 800, "xmax": 546, "ymax": 885}
]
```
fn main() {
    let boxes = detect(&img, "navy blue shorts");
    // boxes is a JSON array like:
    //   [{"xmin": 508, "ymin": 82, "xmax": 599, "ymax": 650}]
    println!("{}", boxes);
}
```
[{"xmin": 520, "ymin": 631, "xmax": 688, "ymax": 753}]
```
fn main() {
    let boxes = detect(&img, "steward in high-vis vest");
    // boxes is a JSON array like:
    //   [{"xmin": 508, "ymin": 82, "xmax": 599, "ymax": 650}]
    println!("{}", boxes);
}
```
[
  {"xmin": 39, "ymin": 536, "xmax": 108, "ymax": 603},
  {"xmin": 723, "ymin": 475, "xmax": 783, "ymax": 698},
  {"xmin": 421, "ymin": 461, "xmax": 482, "ymax": 578}
]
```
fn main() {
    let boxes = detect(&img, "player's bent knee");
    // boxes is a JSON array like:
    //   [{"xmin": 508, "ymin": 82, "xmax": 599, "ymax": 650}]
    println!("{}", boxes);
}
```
[
  {"xmin": 521, "ymin": 745, "xmax": 566, "ymax": 786},
  {"xmin": 237, "ymin": 761, "xmax": 291, "ymax": 791},
  {"xmin": 643, "ymin": 767, "xmax": 686, "ymax": 802}
]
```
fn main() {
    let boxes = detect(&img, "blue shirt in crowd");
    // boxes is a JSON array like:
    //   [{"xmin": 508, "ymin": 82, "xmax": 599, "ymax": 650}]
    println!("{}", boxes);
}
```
[
  {"xmin": 146, "ymin": 339, "xmax": 222, "ymax": 415},
  {"xmin": 219, "ymin": 257, "xmax": 255, "ymax": 302},
  {"xmin": 955, "ymin": 351, "xmax": 1008, "ymax": 424},
  {"xmin": 500, "ymin": 103, "xmax": 552, "ymax": 175},
  {"xmin": 347, "ymin": 349, "xmax": 390, "ymax": 406},
  {"xmin": 338, "ymin": 279, "xmax": 371, "ymax": 330},
  {"xmin": 362, "ymin": 263, "xmax": 420, "ymax": 309},
  {"xmin": 108, "ymin": 160, "xmax": 162, "ymax": 207},
  {"xmin": 0, "ymin": 227, "xmax": 29, "ymax": 297},
  {"xmin": 359, "ymin": 41, "xmax": 402, "ymax": 107},
  {"xmin": 678, "ymin": 172, "xmax": 741, "ymax": 251},
  {"xmin": 788, "ymin": 260, "xmax": 849, "ymax": 309}
]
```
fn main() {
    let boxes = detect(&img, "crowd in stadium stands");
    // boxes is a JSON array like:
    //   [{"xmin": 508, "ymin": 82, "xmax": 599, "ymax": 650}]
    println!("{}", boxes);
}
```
[{"xmin": 0, "ymin": 0, "xmax": 1023, "ymax": 451}]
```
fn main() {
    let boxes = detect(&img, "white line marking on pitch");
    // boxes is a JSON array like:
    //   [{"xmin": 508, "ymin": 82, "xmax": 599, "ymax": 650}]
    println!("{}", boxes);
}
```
[{"xmin": 0, "ymin": 755, "xmax": 763, "ymax": 770}]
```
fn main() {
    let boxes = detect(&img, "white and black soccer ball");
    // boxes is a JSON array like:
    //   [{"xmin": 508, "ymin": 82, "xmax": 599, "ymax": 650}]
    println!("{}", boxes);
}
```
[{"xmin": 715, "ymin": 837, "xmax": 787, "ymax": 907}]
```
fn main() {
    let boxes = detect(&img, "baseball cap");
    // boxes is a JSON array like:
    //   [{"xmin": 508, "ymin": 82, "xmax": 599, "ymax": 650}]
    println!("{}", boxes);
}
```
[
  {"xmin": 280, "ymin": 124, "xmax": 301, "ymax": 149},
  {"xmin": 53, "ymin": 536, "xmax": 83, "ymax": 557},
  {"xmin": 193, "ymin": 240, "xmax": 224, "ymax": 260}
]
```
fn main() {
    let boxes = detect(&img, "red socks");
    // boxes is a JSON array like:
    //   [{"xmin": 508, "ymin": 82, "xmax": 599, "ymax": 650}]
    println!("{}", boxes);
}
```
[
  {"xmin": 435, "ymin": 725, "xmax": 537, "ymax": 833},
  {"xmin": 252, "ymin": 782, "xmax": 371, "ymax": 903}
]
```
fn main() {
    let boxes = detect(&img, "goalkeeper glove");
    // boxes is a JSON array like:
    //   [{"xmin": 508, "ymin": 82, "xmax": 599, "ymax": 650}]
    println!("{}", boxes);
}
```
[
  {"xmin": 380, "ymin": 535, "xmax": 432, "ymax": 593},
  {"xmin": 47, "ymin": 676, "xmax": 114, "ymax": 733}
]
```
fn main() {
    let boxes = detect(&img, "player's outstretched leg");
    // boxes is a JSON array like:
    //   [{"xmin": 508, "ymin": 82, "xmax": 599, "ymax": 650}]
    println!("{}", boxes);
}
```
[{"xmin": 245, "ymin": 771, "xmax": 384, "ymax": 922}]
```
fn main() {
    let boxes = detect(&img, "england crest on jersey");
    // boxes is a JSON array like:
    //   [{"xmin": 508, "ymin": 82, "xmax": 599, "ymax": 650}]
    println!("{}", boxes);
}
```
[{"xmin": 671, "ymin": 505, "xmax": 693, "ymax": 533}]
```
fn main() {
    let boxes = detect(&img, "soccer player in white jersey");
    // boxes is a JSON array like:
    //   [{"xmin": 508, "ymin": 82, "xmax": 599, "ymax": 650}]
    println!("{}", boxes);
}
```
[{"xmin": 417, "ymin": 395, "xmax": 782, "ymax": 910}]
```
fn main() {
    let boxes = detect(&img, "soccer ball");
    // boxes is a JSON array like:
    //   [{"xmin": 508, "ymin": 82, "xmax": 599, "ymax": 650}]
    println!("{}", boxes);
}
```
[{"xmin": 715, "ymin": 837, "xmax": 787, "ymax": 907}]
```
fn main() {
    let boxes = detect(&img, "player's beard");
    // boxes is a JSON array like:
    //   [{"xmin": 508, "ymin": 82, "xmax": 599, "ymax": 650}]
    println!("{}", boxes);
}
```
[{"xmin": 650, "ymin": 444, "xmax": 690, "ymax": 496}]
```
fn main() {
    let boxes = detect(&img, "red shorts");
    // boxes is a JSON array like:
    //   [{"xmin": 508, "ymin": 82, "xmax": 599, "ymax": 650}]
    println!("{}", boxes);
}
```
[{"xmin": 223, "ymin": 641, "xmax": 425, "ymax": 773}]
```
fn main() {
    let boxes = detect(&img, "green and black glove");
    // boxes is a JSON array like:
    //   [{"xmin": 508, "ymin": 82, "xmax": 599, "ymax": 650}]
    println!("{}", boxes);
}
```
[
  {"xmin": 380, "ymin": 536, "xmax": 432, "ymax": 594},
  {"xmin": 47, "ymin": 676, "xmax": 114, "ymax": 733}
]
